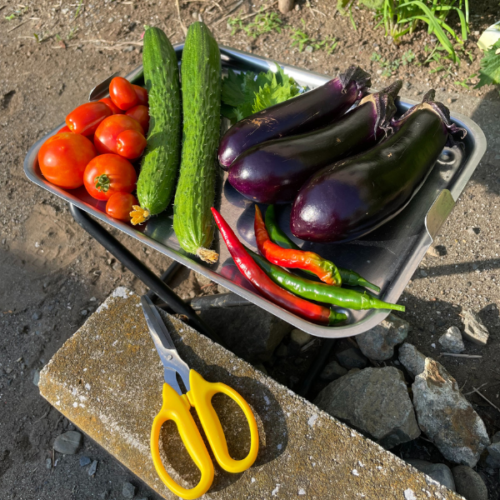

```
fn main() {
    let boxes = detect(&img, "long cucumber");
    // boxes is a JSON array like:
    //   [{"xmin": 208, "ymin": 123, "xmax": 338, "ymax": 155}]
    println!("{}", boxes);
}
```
[
  {"xmin": 132, "ymin": 27, "xmax": 181, "ymax": 225},
  {"xmin": 173, "ymin": 22, "xmax": 221, "ymax": 263}
]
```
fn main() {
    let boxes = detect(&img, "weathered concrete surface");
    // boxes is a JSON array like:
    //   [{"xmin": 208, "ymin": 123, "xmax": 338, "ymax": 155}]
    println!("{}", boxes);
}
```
[{"xmin": 39, "ymin": 288, "xmax": 462, "ymax": 499}]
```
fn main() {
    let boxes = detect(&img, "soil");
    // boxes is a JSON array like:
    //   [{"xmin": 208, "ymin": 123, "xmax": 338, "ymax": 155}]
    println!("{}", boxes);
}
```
[{"xmin": 0, "ymin": 0, "xmax": 499, "ymax": 499}]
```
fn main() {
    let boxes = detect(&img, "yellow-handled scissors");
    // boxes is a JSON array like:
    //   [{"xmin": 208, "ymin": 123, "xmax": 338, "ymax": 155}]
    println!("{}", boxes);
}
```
[{"xmin": 140, "ymin": 295, "xmax": 259, "ymax": 500}]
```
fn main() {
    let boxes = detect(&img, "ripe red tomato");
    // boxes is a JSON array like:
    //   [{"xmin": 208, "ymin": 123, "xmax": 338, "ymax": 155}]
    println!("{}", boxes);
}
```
[
  {"xmin": 58, "ymin": 125, "xmax": 72, "ymax": 134},
  {"xmin": 94, "ymin": 114, "xmax": 145, "ymax": 155},
  {"xmin": 109, "ymin": 77, "xmax": 138, "ymax": 111},
  {"xmin": 125, "ymin": 105, "xmax": 149, "ymax": 134},
  {"xmin": 66, "ymin": 102, "xmax": 112, "ymax": 136},
  {"xmin": 99, "ymin": 97, "xmax": 123, "ymax": 115},
  {"xmin": 84, "ymin": 154, "xmax": 137, "ymax": 201},
  {"xmin": 38, "ymin": 132, "xmax": 96, "ymax": 189},
  {"xmin": 132, "ymin": 85, "xmax": 148, "ymax": 106},
  {"xmin": 105, "ymin": 192, "xmax": 139, "ymax": 222},
  {"xmin": 116, "ymin": 129, "xmax": 147, "ymax": 160}
]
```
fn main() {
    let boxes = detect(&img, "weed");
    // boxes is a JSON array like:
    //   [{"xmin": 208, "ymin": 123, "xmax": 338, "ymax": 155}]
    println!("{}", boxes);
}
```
[
  {"xmin": 402, "ymin": 50, "xmax": 415, "ymax": 66},
  {"xmin": 74, "ymin": 0, "xmax": 84, "ymax": 20},
  {"xmin": 5, "ymin": 6, "xmax": 28, "ymax": 21},
  {"xmin": 68, "ymin": 27, "xmax": 79, "ymax": 40},
  {"xmin": 339, "ymin": 0, "xmax": 469, "ymax": 64},
  {"xmin": 371, "ymin": 52, "xmax": 400, "ymax": 77},
  {"xmin": 290, "ymin": 19, "xmax": 338, "ymax": 54},
  {"xmin": 228, "ymin": 9, "xmax": 283, "ymax": 39}
]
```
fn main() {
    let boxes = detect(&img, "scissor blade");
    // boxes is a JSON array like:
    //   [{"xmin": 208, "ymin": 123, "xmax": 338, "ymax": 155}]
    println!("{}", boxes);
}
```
[{"xmin": 140, "ymin": 295, "xmax": 191, "ymax": 393}]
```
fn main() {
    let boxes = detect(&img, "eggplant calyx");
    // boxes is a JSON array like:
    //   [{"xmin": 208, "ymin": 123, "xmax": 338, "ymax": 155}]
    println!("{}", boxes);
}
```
[
  {"xmin": 359, "ymin": 80, "xmax": 402, "ymax": 138},
  {"xmin": 338, "ymin": 65, "xmax": 371, "ymax": 97},
  {"xmin": 392, "ymin": 90, "xmax": 467, "ymax": 140}
]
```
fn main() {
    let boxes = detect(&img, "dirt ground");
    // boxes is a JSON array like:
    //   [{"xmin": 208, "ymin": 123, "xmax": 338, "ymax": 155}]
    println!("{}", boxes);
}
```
[{"xmin": 1, "ymin": 0, "xmax": 500, "ymax": 498}]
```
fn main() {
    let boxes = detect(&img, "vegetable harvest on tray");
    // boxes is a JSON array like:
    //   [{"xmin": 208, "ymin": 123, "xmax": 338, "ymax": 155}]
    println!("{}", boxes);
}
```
[{"xmin": 37, "ymin": 23, "xmax": 467, "ymax": 329}]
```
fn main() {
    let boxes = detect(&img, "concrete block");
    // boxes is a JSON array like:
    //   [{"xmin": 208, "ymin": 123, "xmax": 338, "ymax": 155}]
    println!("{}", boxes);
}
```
[{"xmin": 39, "ymin": 288, "xmax": 461, "ymax": 499}]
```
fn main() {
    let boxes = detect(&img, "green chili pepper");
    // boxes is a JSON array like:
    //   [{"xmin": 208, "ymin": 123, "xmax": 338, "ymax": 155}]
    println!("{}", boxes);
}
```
[
  {"xmin": 265, "ymin": 205, "xmax": 380, "ymax": 293},
  {"xmin": 247, "ymin": 248, "xmax": 404, "ymax": 312}
]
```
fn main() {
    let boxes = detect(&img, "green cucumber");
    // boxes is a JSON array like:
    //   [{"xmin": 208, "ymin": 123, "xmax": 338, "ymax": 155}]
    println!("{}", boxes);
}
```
[
  {"xmin": 173, "ymin": 22, "xmax": 221, "ymax": 263},
  {"xmin": 133, "ymin": 27, "xmax": 181, "ymax": 225}
]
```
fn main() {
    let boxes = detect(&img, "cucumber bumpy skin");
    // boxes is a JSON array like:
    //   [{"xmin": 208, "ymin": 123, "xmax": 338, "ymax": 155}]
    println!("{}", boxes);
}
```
[
  {"xmin": 131, "ymin": 27, "xmax": 181, "ymax": 225},
  {"xmin": 173, "ymin": 22, "xmax": 221, "ymax": 263}
]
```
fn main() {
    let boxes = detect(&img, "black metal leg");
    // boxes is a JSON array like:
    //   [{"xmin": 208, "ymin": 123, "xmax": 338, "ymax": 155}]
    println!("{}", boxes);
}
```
[{"xmin": 69, "ymin": 204, "xmax": 225, "ymax": 346}]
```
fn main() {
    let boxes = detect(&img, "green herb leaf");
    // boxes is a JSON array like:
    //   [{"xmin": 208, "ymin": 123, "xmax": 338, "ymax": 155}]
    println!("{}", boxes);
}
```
[
  {"xmin": 221, "ymin": 64, "xmax": 300, "ymax": 122},
  {"xmin": 475, "ymin": 40, "xmax": 500, "ymax": 89}
]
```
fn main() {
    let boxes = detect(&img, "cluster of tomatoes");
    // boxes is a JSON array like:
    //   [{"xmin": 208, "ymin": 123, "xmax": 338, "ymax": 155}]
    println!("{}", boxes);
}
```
[{"xmin": 37, "ymin": 77, "xmax": 149, "ymax": 222}]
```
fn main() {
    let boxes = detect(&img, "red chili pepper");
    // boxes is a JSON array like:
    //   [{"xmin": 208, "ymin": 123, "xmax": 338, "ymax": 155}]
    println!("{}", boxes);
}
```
[
  {"xmin": 211, "ymin": 208, "xmax": 344, "ymax": 326},
  {"xmin": 254, "ymin": 205, "xmax": 342, "ymax": 286}
]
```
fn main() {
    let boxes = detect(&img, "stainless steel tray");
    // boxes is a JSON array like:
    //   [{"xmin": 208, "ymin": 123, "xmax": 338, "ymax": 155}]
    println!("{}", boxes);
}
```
[{"xmin": 24, "ymin": 45, "xmax": 487, "ymax": 338}]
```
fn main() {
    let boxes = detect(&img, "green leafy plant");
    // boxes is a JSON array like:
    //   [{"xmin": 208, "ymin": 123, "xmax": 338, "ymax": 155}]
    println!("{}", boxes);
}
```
[
  {"xmin": 339, "ymin": 0, "xmax": 469, "ymax": 63},
  {"xmin": 228, "ymin": 9, "xmax": 283, "ymax": 38},
  {"xmin": 221, "ymin": 64, "xmax": 301, "ymax": 122},
  {"xmin": 371, "ymin": 52, "xmax": 400, "ymax": 77},
  {"xmin": 290, "ymin": 20, "xmax": 338, "ymax": 54},
  {"xmin": 5, "ymin": 6, "xmax": 28, "ymax": 21},
  {"xmin": 402, "ymin": 49, "xmax": 416, "ymax": 65},
  {"xmin": 475, "ymin": 40, "xmax": 500, "ymax": 89}
]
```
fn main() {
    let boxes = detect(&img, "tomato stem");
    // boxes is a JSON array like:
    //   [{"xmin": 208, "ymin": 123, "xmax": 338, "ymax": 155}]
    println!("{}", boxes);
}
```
[{"xmin": 94, "ymin": 174, "xmax": 111, "ymax": 193}]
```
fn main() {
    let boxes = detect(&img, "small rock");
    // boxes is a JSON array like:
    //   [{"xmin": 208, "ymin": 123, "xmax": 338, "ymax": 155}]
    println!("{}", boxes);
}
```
[
  {"xmin": 53, "ymin": 431, "xmax": 82, "ymax": 455},
  {"xmin": 88, "ymin": 460, "xmax": 98, "ymax": 476},
  {"xmin": 79, "ymin": 456, "xmax": 91, "ymax": 467},
  {"xmin": 314, "ymin": 367, "xmax": 420, "ymax": 448},
  {"xmin": 406, "ymin": 459, "xmax": 455, "ymax": 491},
  {"xmin": 295, "ymin": 3, "xmax": 300, "ymax": 10},
  {"xmin": 335, "ymin": 347, "xmax": 368, "ymax": 369},
  {"xmin": 108, "ymin": 17, "xmax": 114, "ymax": 23},
  {"xmin": 98, "ymin": 492, "xmax": 109, "ymax": 500},
  {"xmin": 81, "ymin": 309, "xmax": 88, "ymax": 316},
  {"xmin": 356, "ymin": 314, "xmax": 409, "ymax": 361},
  {"xmin": 45, "ymin": 458, "xmax": 52, "ymax": 469},
  {"xmin": 412, "ymin": 359, "xmax": 490, "ymax": 466},
  {"xmin": 399, "ymin": 343, "xmax": 426, "ymax": 378},
  {"xmin": 32, "ymin": 312, "xmax": 41, "ymax": 320},
  {"xmin": 427, "ymin": 245, "xmax": 447, "ymax": 257},
  {"xmin": 290, "ymin": 329, "xmax": 312, "ymax": 347},
  {"xmin": 305, "ymin": 45, "xmax": 313, "ymax": 53},
  {"xmin": 420, "ymin": 269, "xmax": 428, "ymax": 277},
  {"xmin": 275, "ymin": 344, "xmax": 288, "ymax": 358},
  {"xmin": 452, "ymin": 465, "xmax": 488, "ymax": 500},
  {"xmin": 462, "ymin": 310, "xmax": 489, "ymax": 345},
  {"xmin": 32, "ymin": 370, "xmax": 40, "ymax": 387},
  {"xmin": 438, "ymin": 326, "xmax": 465, "ymax": 353},
  {"xmin": 319, "ymin": 361, "xmax": 347, "ymax": 382},
  {"xmin": 122, "ymin": 482, "xmax": 136, "ymax": 499},
  {"xmin": 485, "ymin": 441, "xmax": 500, "ymax": 468}
]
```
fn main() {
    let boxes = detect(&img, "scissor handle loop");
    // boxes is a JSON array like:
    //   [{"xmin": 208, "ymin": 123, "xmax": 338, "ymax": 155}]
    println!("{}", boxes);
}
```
[
  {"xmin": 150, "ymin": 383, "xmax": 214, "ymax": 500},
  {"xmin": 188, "ymin": 369, "xmax": 259, "ymax": 473}
]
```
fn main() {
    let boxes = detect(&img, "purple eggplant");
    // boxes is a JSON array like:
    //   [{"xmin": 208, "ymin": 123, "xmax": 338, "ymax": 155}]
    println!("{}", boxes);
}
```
[
  {"xmin": 227, "ymin": 81, "xmax": 402, "ymax": 204},
  {"xmin": 218, "ymin": 65, "xmax": 371, "ymax": 170},
  {"xmin": 291, "ymin": 90, "xmax": 466, "ymax": 243}
]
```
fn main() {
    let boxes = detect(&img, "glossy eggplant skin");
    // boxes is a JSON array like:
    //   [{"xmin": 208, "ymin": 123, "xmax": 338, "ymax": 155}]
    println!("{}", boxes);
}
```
[
  {"xmin": 291, "ymin": 106, "xmax": 452, "ymax": 243},
  {"xmin": 218, "ymin": 66, "xmax": 370, "ymax": 170},
  {"xmin": 227, "ymin": 83, "xmax": 401, "ymax": 204}
]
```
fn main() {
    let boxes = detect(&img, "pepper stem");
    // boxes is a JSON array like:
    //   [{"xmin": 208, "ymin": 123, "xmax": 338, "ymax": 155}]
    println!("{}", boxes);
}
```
[
  {"xmin": 94, "ymin": 174, "xmax": 111, "ymax": 193},
  {"xmin": 130, "ymin": 205, "xmax": 150, "ymax": 225},
  {"xmin": 356, "ymin": 278, "xmax": 380, "ymax": 293},
  {"xmin": 328, "ymin": 310, "xmax": 348, "ymax": 325}
]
